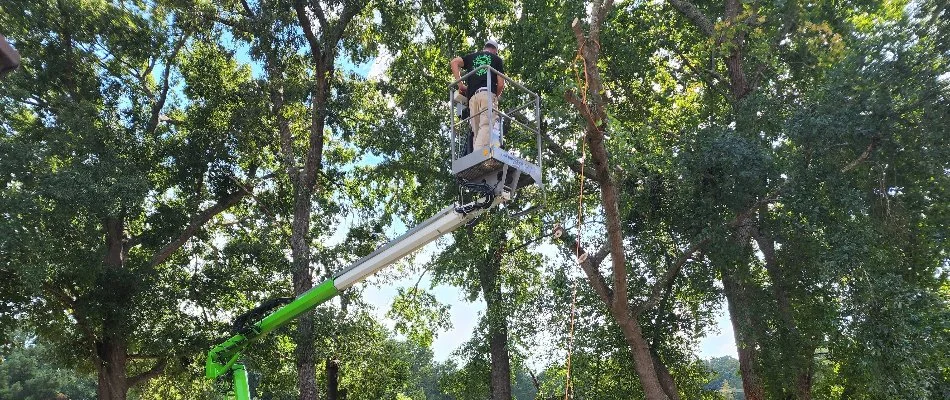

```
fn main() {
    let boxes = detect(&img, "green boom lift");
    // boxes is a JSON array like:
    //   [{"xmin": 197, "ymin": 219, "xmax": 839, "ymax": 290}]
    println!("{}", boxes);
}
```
[{"xmin": 206, "ymin": 65, "xmax": 542, "ymax": 399}]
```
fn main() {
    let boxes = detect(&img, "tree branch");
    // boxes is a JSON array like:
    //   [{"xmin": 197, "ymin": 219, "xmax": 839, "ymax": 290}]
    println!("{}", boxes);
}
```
[
  {"xmin": 145, "ymin": 34, "xmax": 187, "ymax": 136},
  {"xmin": 43, "ymin": 283, "xmax": 99, "ymax": 347},
  {"xmin": 591, "ymin": 244, "xmax": 611, "ymax": 267},
  {"xmin": 564, "ymin": 91, "xmax": 601, "ymax": 140},
  {"xmin": 311, "ymin": 1, "xmax": 330, "ymax": 31},
  {"xmin": 591, "ymin": 0, "xmax": 616, "ymax": 43},
  {"xmin": 667, "ymin": 0, "xmax": 715, "ymax": 37},
  {"xmin": 127, "ymin": 353, "xmax": 160, "ymax": 360},
  {"xmin": 326, "ymin": 2, "xmax": 366, "ymax": 53},
  {"xmin": 127, "ymin": 358, "xmax": 167, "ymax": 387},
  {"xmin": 239, "ymin": 0, "xmax": 255, "ymax": 18},
  {"xmin": 539, "ymin": 128, "xmax": 602, "ymax": 182},
  {"xmin": 267, "ymin": 69, "xmax": 300, "ymax": 183},
  {"xmin": 570, "ymin": 19, "xmax": 608, "ymax": 125},
  {"xmin": 569, "ymin": 11, "xmax": 626, "ymax": 315},
  {"xmin": 293, "ymin": 0, "xmax": 323, "ymax": 64},
  {"xmin": 149, "ymin": 186, "xmax": 249, "ymax": 267},
  {"xmin": 558, "ymin": 229, "xmax": 614, "ymax": 307},
  {"xmin": 840, "ymin": 136, "xmax": 878, "ymax": 173},
  {"xmin": 751, "ymin": 223, "xmax": 800, "ymax": 336},
  {"xmin": 633, "ymin": 237, "xmax": 710, "ymax": 314}
]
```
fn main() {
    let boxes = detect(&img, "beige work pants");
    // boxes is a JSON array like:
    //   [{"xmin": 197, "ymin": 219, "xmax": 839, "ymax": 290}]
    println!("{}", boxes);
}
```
[{"xmin": 468, "ymin": 90, "xmax": 498, "ymax": 150}]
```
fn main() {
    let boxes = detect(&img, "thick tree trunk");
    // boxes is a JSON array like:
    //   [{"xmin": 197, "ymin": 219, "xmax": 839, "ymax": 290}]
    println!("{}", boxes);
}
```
[
  {"xmin": 487, "ymin": 324, "xmax": 513, "ymax": 400},
  {"xmin": 477, "ymin": 242, "xmax": 513, "ymax": 400},
  {"xmin": 795, "ymin": 365, "xmax": 813, "ymax": 400},
  {"xmin": 617, "ymin": 318, "xmax": 670, "ymax": 400},
  {"xmin": 96, "ymin": 336, "xmax": 129, "ymax": 400},
  {"xmin": 721, "ymin": 269, "xmax": 766, "ymax": 400},
  {"xmin": 291, "ymin": 186, "xmax": 319, "ymax": 400},
  {"xmin": 97, "ymin": 218, "xmax": 131, "ymax": 400}
]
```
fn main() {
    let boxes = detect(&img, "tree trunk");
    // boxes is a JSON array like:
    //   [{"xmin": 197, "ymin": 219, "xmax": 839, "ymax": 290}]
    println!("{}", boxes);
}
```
[
  {"xmin": 586, "ymin": 111, "xmax": 671, "ymax": 400},
  {"xmin": 264, "ymin": 50, "xmax": 320, "ymax": 400},
  {"xmin": 326, "ymin": 358, "xmax": 342, "ymax": 400},
  {"xmin": 723, "ymin": 0, "xmax": 751, "ymax": 100},
  {"xmin": 650, "ymin": 349, "xmax": 681, "ymax": 400},
  {"xmin": 617, "ymin": 318, "xmax": 670, "ymax": 400},
  {"xmin": 721, "ymin": 269, "xmax": 766, "ymax": 400},
  {"xmin": 94, "ymin": 216, "xmax": 169, "ymax": 399},
  {"xmin": 487, "ymin": 324, "xmax": 513, "ymax": 400},
  {"xmin": 291, "ymin": 186, "xmax": 319, "ymax": 400},
  {"xmin": 477, "ymin": 242, "xmax": 513, "ymax": 400},
  {"xmin": 566, "ymin": 3, "xmax": 673, "ymax": 399},
  {"xmin": 96, "ymin": 336, "xmax": 129, "ymax": 400},
  {"xmin": 753, "ymin": 224, "xmax": 814, "ymax": 400},
  {"xmin": 96, "ymin": 218, "xmax": 131, "ymax": 400}
]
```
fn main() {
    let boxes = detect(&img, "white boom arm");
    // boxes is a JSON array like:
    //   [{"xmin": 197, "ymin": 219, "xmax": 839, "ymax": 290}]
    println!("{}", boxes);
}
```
[{"xmin": 332, "ymin": 195, "xmax": 506, "ymax": 290}]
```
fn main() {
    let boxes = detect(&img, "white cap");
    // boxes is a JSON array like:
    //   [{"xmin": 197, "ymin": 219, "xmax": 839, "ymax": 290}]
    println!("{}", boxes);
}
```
[{"xmin": 484, "ymin": 39, "xmax": 499, "ymax": 50}]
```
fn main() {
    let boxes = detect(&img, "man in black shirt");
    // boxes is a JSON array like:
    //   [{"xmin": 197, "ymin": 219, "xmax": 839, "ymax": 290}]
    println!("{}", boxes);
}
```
[{"xmin": 450, "ymin": 39, "xmax": 505, "ymax": 150}]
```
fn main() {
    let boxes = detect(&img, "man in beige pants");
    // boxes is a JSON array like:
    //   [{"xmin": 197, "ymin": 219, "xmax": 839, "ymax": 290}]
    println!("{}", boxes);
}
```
[
  {"xmin": 450, "ymin": 39, "xmax": 506, "ymax": 150},
  {"xmin": 0, "ymin": 34, "xmax": 21, "ymax": 78}
]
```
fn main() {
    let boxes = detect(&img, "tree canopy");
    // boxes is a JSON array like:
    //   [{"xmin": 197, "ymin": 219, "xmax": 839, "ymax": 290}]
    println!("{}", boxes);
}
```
[{"xmin": 1, "ymin": 0, "xmax": 947, "ymax": 399}]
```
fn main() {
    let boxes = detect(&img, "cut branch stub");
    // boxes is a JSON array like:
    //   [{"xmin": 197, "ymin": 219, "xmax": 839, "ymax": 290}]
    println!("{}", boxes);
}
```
[
  {"xmin": 576, "ymin": 251, "xmax": 589, "ymax": 264},
  {"xmin": 553, "ymin": 224, "xmax": 564, "ymax": 239}
]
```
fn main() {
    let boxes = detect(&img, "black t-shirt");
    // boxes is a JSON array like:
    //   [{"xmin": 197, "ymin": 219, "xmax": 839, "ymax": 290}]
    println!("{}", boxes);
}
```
[{"xmin": 462, "ymin": 51, "xmax": 505, "ymax": 98}]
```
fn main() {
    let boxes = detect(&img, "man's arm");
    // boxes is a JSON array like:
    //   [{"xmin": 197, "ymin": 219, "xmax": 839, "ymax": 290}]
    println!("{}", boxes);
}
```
[{"xmin": 450, "ymin": 56, "xmax": 466, "ymax": 91}]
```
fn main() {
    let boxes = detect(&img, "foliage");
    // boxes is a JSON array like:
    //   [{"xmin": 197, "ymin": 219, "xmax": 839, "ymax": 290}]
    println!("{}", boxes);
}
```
[
  {"xmin": 704, "ymin": 356, "xmax": 742, "ymax": 396},
  {"xmin": 0, "ymin": 333, "xmax": 96, "ymax": 400},
  {"xmin": 0, "ymin": 0, "xmax": 947, "ymax": 399}
]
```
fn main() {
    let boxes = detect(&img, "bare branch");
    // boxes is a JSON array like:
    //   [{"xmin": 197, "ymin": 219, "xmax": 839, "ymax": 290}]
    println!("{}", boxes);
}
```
[
  {"xmin": 564, "ymin": 91, "xmax": 601, "ymax": 139},
  {"xmin": 570, "ymin": 19, "xmax": 608, "ymax": 125},
  {"xmin": 591, "ymin": 244, "xmax": 611, "ymax": 267},
  {"xmin": 568, "ymin": 12, "xmax": 626, "ymax": 314}
]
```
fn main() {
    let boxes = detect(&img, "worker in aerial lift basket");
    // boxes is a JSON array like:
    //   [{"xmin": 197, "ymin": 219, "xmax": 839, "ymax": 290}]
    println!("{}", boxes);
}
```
[{"xmin": 450, "ymin": 39, "xmax": 506, "ymax": 151}]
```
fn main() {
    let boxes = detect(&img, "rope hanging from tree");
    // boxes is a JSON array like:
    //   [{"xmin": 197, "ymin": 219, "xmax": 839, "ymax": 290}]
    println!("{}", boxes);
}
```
[{"xmin": 563, "ymin": 47, "xmax": 592, "ymax": 399}]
